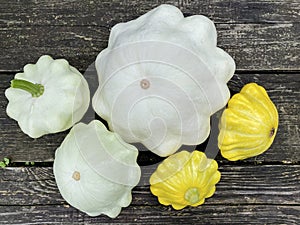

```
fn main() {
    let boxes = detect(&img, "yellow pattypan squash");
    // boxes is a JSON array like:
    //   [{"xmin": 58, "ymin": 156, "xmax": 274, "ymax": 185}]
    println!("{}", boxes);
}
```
[
  {"xmin": 150, "ymin": 151, "xmax": 221, "ymax": 210},
  {"xmin": 218, "ymin": 83, "xmax": 279, "ymax": 161}
]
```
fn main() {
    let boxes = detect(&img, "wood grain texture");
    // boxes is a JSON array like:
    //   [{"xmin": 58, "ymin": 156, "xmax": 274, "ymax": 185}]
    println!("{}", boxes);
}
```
[
  {"xmin": 0, "ymin": 2, "xmax": 299, "ymax": 71},
  {"xmin": 0, "ymin": 0, "xmax": 299, "ymax": 27},
  {"xmin": 0, "ymin": 166, "xmax": 299, "ymax": 224},
  {"xmin": 1, "ymin": 73, "xmax": 299, "ymax": 163},
  {"xmin": 0, "ymin": 165, "xmax": 299, "ymax": 206},
  {"xmin": 0, "ymin": 204, "xmax": 299, "ymax": 225},
  {"xmin": 0, "ymin": 24, "xmax": 298, "ymax": 72}
]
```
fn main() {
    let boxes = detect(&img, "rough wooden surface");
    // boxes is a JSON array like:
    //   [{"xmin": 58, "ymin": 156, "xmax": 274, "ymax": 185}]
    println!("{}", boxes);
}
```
[
  {"xmin": 0, "ymin": 22, "xmax": 299, "ymax": 72},
  {"xmin": 0, "ymin": 0, "xmax": 299, "ymax": 224},
  {"xmin": 0, "ymin": 1, "xmax": 299, "ymax": 72},
  {"xmin": 1, "ymin": 165, "xmax": 299, "ymax": 206},
  {"xmin": 0, "ymin": 205, "xmax": 299, "ymax": 225},
  {"xmin": 1, "ymin": 0, "xmax": 299, "ymax": 26},
  {"xmin": 0, "ymin": 166, "xmax": 299, "ymax": 224}
]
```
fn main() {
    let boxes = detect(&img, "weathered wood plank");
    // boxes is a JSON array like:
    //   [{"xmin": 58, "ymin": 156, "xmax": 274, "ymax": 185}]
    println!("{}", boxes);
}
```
[
  {"xmin": 218, "ymin": 23, "xmax": 299, "ymax": 71},
  {"xmin": 0, "ymin": 0, "xmax": 299, "ymax": 28},
  {"xmin": 1, "ymin": 73, "xmax": 299, "ymax": 163},
  {"xmin": 0, "ymin": 22, "xmax": 299, "ymax": 72},
  {"xmin": 0, "ymin": 204, "xmax": 299, "ymax": 224},
  {"xmin": 0, "ymin": 165, "xmax": 299, "ymax": 206}
]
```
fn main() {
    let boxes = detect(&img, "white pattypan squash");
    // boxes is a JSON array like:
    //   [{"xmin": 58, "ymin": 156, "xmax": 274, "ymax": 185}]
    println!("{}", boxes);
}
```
[
  {"xmin": 53, "ymin": 120, "xmax": 141, "ymax": 218},
  {"xmin": 92, "ymin": 4, "xmax": 235, "ymax": 157},
  {"xmin": 5, "ymin": 55, "xmax": 90, "ymax": 138}
]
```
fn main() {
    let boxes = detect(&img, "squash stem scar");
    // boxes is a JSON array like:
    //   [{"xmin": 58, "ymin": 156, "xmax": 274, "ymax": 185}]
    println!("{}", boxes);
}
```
[
  {"xmin": 72, "ymin": 171, "xmax": 81, "ymax": 181},
  {"xmin": 184, "ymin": 187, "xmax": 200, "ymax": 204},
  {"xmin": 140, "ymin": 79, "xmax": 150, "ymax": 89},
  {"xmin": 269, "ymin": 127, "xmax": 275, "ymax": 138}
]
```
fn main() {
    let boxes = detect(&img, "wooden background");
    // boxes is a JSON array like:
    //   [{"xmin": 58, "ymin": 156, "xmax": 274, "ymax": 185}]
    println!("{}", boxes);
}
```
[{"xmin": 0, "ymin": 0, "xmax": 299, "ymax": 224}]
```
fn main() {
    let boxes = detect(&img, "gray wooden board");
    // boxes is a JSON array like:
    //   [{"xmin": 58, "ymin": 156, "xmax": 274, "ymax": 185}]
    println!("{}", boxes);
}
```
[
  {"xmin": 0, "ymin": 0, "xmax": 299, "ymax": 27},
  {"xmin": 0, "ymin": 204, "xmax": 299, "ymax": 225},
  {"xmin": 0, "ymin": 166, "xmax": 299, "ymax": 224},
  {"xmin": 1, "ymin": 73, "xmax": 299, "ymax": 163},
  {"xmin": 0, "ymin": 23, "xmax": 299, "ymax": 72},
  {"xmin": 0, "ymin": 0, "xmax": 299, "ymax": 72},
  {"xmin": 0, "ymin": 165, "xmax": 299, "ymax": 206}
]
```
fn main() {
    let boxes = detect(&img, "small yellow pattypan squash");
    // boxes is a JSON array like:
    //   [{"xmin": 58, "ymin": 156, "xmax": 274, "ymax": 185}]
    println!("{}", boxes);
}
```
[
  {"xmin": 150, "ymin": 151, "xmax": 221, "ymax": 210},
  {"xmin": 5, "ymin": 55, "xmax": 90, "ymax": 138},
  {"xmin": 92, "ymin": 4, "xmax": 235, "ymax": 157},
  {"xmin": 218, "ymin": 83, "xmax": 279, "ymax": 161},
  {"xmin": 53, "ymin": 120, "xmax": 141, "ymax": 218}
]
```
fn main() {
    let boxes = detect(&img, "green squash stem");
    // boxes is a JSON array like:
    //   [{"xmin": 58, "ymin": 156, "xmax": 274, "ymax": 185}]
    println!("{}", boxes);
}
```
[{"xmin": 11, "ymin": 79, "xmax": 44, "ymax": 97}]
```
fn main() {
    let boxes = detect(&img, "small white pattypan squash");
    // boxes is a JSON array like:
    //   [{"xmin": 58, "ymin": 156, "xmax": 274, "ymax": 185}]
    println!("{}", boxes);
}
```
[
  {"xmin": 53, "ymin": 120, "xmax": 141, "ymax": 218},
  {"xmin": 5, "ymin": 55, "xmax": 90, "ymax": 138},
  {"xmin": 92, "ymin": 4, "xmax": 235, "ymax": 157}
]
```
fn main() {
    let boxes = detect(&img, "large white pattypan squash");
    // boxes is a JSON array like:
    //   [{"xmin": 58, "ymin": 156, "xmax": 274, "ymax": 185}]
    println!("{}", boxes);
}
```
[
  {"xmin": 92, "ymin": 4, "xmax": 235, "ymax": 157},
  {"xmin": 53, "ymin": 120, "xmax": 141, "ymax": 218},
  {"xmin": 5, "ymin": 55, "xmax": 90, "ymax": 138}
]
